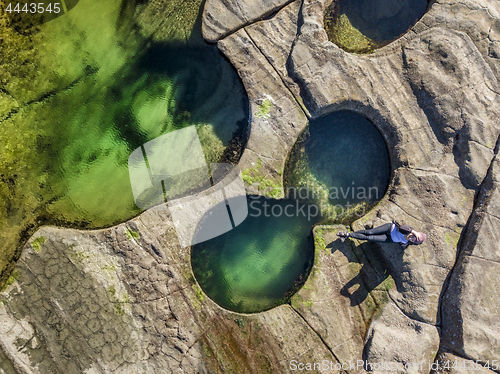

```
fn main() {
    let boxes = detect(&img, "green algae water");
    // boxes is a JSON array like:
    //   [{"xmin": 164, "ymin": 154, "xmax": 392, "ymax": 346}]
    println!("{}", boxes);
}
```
[
  {"xmin": 191, "ymin": 197, "xmax": 319, "ymax": 313},
  {"xmin": 0, "ymin": 0, "xmax": 248, "ymax": 280},
  {"xmin": 192, "ymin": 111, "xmax": 390, "ymax": 313},
  {"xmin": 325, "ymin": 0, "xmax": 429, "ymax": 53},
  {"xmin": 284, "ymin": 110, "xmax": 390, "ymax": 223}
]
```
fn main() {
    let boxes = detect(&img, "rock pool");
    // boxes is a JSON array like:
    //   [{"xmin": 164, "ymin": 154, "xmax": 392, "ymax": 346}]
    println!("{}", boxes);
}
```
[
  {"xmin": 325, "ymin": 0, "xmax": 429, "ymax": 53},
  {"xmin": 0, "ymin": 0, "xmax": 248, "ymax": 279}
]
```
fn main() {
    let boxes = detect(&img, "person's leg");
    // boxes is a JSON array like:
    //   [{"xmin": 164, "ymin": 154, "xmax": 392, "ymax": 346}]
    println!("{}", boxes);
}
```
[
  {"xmin": 348, "ymin": 223, "xmax": 393, "ymax": 242},
  {"xmin": 360, "ymin": 223, "xmax": 393, "ymax": 236},
  {"xmin": 348, "ymin": 231, "xmax": 388, "ymax": 242}
]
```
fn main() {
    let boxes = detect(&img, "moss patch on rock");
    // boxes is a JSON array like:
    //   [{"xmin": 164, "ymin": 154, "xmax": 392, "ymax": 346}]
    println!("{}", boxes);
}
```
[
  {"xmin": 31, "ymin": 236, "xmax": 46, "ymax": 253},
  {"xmin": 255, "ymin": 98, "xmax": 273, "ymax": 119},
  {"xmin": 325, "ymin": 13, "xmax": 378, "ymax": 54},
  {"xmin": 242, "ymin": 159, "xmax": 282, "ymax": 198},
  {"xmin": 0, "ymin": 269, "xmax": 20, "ymax": 292},
  {"xmin": 125, "ymin": 229, "xmax": 140, "ymax": 240}
]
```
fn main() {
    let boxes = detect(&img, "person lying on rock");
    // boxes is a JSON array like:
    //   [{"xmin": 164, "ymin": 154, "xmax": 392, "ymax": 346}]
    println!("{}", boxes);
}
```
[{"xmin": 336, "ymin": 220, "xmax": 426, "ymax": 249}]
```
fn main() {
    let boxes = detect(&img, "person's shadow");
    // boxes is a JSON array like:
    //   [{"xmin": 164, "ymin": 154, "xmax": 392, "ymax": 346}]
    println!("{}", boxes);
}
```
[{"xmin": 328, "ymin": 238, "xmax": 405, "ymax": 306}]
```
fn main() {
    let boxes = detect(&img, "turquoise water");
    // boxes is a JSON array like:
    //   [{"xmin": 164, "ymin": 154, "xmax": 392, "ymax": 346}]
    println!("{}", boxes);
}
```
[
  {"xmin": 0, "ymin": 0, "xmax": 248, "ymax": 279},
  {"xmin": 191, "ymin": 197, "xmax": 319, "ymax": 313},
  {"xmin": 192, "ymin": 111, "xmax": 390, "ymax": 313}
]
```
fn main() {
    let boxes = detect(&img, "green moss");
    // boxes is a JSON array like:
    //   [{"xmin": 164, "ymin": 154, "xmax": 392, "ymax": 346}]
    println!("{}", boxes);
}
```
[
  {"xmin": 242, "ymin": 159, "xmax": 262, "ymax": 185},
  {"xmin": 125, "ymin": 229, "xmax": 140, "ymax": 240},
  {"xmin": 378, "ymin": 275, "xmax": 395, "ymax": 291},
  {"xmin": 371, "ymin": 292, "xmax": 389, "ymax": 321},
  {"xmin": 31, "ymin": 236, "xmax": 46, "ymax": 253},
  {"xmin": 235, "ymin": 317, "xmax": 246, "ymax": 328},
  {"xmin": 203, "ymin": 343, "xmax": 213, "ymax": 359},
  {"xmin": 242, "ymin": 159, "xmax": 283, "ymax": 197},
  {"xmin": 106, "ymin": 286, "xmax": 130, "ymax": 315},
  {"xmin": 69, "ymin": 250, "xmax": 90, "ymax": 263},
  {"xmin": 1, "ymin": 269, "xmax": 20, "ymax": 291},
  {"xmin": 255, "ymin": 98, "xmax": 273, "ymax": 119},
  {"xmin": 108, "ymin": 285, "xmax": 116, "ymax": 297},
  {"xmin": 325, "ymin": 12, "xmax": 378, "ymax": 54},
  {"xmin": 361, "ymin": 213, "xmax": 372, "ymax": 224},
  {"xmin": 364, "ymin": 294, "xmax": 377, "ymax": 313},
  {"xmin": 113, "ymin": 303, "xmax": 125, "ymax": 316},
  {"xmin": 192, "ymin": 283, "xmax": 205, "ymax": 302},
  {"xmin": 291, "ymin": 293, "xmax": 313, "ymax": 309},
  {"xmin": 444, "ymin": 231, "xmax": 459, "ymax": 248},
  {"xmin": 101, "ymin": 264, "xmax": 116, "ymax": 271},
  {"xmin": 314, "ymin": 230, "xmax": 327, "ymax": 251},
  {"xmin": 303, "ymin": 299, "xmax": 313, "ymax": 308}
]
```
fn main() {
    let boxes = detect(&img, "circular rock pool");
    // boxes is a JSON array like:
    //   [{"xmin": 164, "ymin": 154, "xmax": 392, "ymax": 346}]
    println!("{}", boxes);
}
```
[
  {"xmin": 285, "ymin": 110, "xmax": 391, "ymax": 221},
  {"xmin": 191, "ymin": 197, "xmax": 319, "ymax": 313},
  {"xmin": 324, "ymin": 0, "xmax": 429, "ymax": 53},
  {"xmin": 191, "ymin": 110, "xmax": 390, "ymax": 313}
]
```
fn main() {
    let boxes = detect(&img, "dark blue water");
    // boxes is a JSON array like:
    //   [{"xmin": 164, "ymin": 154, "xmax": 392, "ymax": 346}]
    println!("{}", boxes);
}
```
[
  {"xmin": 284, "ymin": 110, "xmax": 390, "ymax": 217},
  {"xmin": 325, "ymin": 0, "xmax": 429, "ymax": 52}
]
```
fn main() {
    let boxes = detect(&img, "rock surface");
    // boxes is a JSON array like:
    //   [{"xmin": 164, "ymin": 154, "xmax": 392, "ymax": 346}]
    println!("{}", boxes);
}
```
[
  {"xmin": 440, "ymin": 153, "xmax": 500, "ymax": 363},
  {"xmin": 364, "ymin": 302, "xmax": 439, "ymax": 374},
  {"xmin": 432, "ymin": 350, "xmax": 497, "ymax": 373},
  {"xmin": 287, "ymin": 0, "xmax": 500, "ymax": 369},
  {"xmin": 0, "ymin": 212, "xmax": 340, "ymax": 373},
  {"xmin": 218, "ymin": 2, "xmax": 308, "ymax": 197},
  {"xmin": 291, "ymin": 225, "xmax": 395, "ymax": 367},
  {"xmin": 2, "ymin": 0, "xmax": 500, "ymax": 372},
  {"xmin": 202, "ymin": 0, "xmax": 294, "ymax": 42}
]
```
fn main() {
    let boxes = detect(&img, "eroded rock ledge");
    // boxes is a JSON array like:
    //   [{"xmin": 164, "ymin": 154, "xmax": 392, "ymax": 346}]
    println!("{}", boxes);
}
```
[{"xmin": 1, "ymin": 0, "xmax": 500, "ymax": 373}]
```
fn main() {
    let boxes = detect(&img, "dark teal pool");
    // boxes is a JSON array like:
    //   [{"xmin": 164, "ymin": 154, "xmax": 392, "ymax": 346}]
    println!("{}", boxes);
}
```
[{"xmin": 284, "ymin": 110, "xmax": 390, "ymax": 221}]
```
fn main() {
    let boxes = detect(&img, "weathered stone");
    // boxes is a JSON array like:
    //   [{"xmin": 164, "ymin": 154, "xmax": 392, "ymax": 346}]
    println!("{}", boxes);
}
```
[
  {"xmin": 218, "ymin": 27, "xmax": 308, "ymax": 195},
  {"xmin": 431, "ymin": 350, "xmax": 496, "ymax": 373},
  {"xmin": 0, "ymin": 208, "xmax": 343, "ymax": 373},
  {"xmin": 245, "ymin": 0, "xmax": 305, "ymax": 109},
  {"xmin": 441, "ymin": 154, "xmax": 500, "ymax": 363},
  {"xmin": 364, "ymin": 302, "xmax": 440, "ymax": 374},
  {"xmin": 441, "ymin": 255, "xmax": 500, "ymax": 361},
  {"xmin": 419, "ymin": 0, "xmax": 500, "ymax": 82},
  {"xmin": 255, "ymin": 306, "xmax": 342, "ymax": 373},
  {"xmin": 202, "ymin": 0, "xmax": 294, "ymax": 42},
  {"xmin": 291, "ymin": 225, "xmax": 393, "ymax": 367},
  {"xmin": 286, "ymin": 0, "xmax": 500, "ymax": 366}
]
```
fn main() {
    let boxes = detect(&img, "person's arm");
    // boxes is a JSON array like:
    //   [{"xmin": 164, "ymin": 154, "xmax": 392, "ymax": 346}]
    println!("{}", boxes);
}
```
[{"xmin": 400, "ymin": 242, "xmax": 409, "ymax": 249}]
